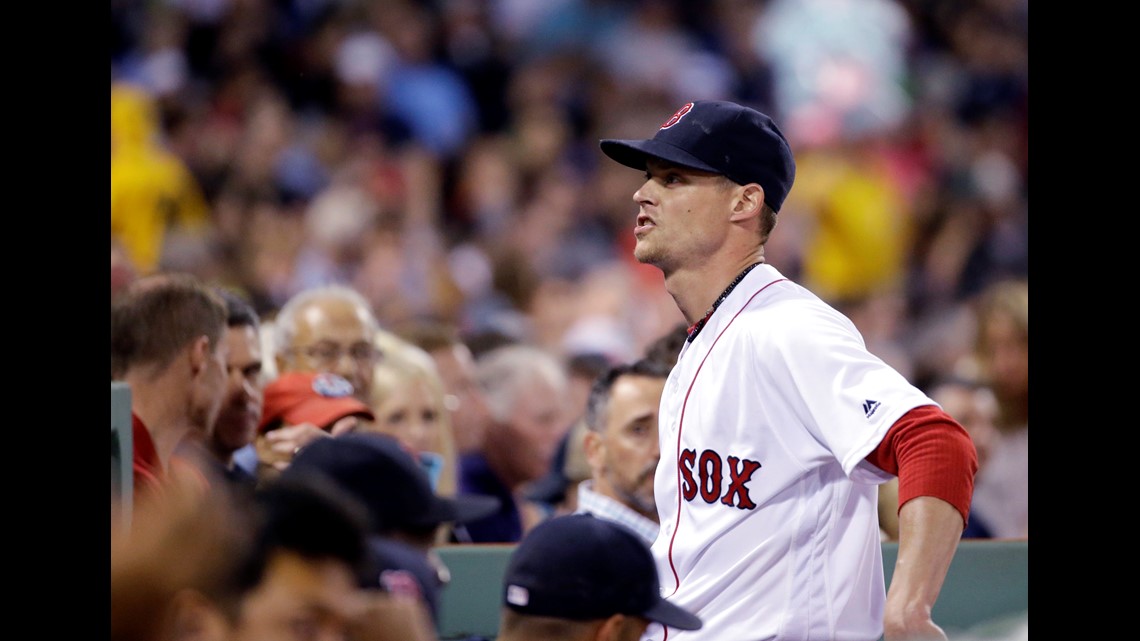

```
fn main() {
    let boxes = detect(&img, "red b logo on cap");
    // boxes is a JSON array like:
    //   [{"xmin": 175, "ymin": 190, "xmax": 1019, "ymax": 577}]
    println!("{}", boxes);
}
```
[{"xmin": 660, "ymin": 102, "xmax": 694, "ymax": 129}]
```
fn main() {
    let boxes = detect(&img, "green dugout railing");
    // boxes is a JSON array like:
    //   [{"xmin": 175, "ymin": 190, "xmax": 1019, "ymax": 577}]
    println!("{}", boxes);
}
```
[{"xmin": 435, "ymin": 539, "xmax": 1028, "ymax": 640}]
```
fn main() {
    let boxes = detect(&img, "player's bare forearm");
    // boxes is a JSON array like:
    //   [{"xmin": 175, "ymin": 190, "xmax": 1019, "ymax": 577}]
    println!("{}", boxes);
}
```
[{"xmin": 882, "ymin": 496, "xmax": 964, "ymax": 641}]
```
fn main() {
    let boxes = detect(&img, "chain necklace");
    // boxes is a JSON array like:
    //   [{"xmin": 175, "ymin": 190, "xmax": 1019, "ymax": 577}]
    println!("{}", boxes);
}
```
[{"xmin": 686, "ymin": 262, "xmax": 763, "ymax": 343}]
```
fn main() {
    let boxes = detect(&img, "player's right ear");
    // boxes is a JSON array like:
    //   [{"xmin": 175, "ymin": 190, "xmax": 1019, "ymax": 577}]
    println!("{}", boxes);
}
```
[{"xmin": 729, "ymin": 183, "xmax": 764, "ymax": 224}]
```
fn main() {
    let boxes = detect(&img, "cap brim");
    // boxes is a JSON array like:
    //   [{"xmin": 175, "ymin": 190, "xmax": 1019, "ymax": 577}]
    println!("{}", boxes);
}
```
[
  {"xmin": 280, "ymin": 399, "xmax": 374, "ymax": 432},
  {"xmin": 643, "ymin": 598, "xmax": 703, "ymax": 631},
  {"xmin": 419, "ymin": 493, "xmax": 501, "ymax": 527},
  {"xmin": 599, "ymin": 139, "xmax": 721, "ymax": 175}
]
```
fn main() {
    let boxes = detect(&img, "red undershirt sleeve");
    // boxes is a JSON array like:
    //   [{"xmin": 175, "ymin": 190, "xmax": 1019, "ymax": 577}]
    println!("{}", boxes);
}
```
[{"xmin": 864, "ymin": 404, "xmax": 978, "ymax": 528}]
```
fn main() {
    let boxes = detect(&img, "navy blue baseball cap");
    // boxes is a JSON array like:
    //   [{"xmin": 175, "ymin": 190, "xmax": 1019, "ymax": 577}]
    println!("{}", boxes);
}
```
[
  {"xmin": 600, "ymin": 100, "xmax": 796, "ymax": 212},
  {"xmin": 365, "ymin": 537, "xmax": 445, "ymax": 623},
  {"xmin": 503, "ymin": 514, "xmax": 702, "ymax": 630},
  {"xmin": 284, "ymin": 432, "xmax": 500, "ymax": 534}
]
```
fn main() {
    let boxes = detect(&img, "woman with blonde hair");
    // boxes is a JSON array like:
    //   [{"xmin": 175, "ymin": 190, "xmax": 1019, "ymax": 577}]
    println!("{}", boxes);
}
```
[{"xmin": 367, "ymin": 330, "xmax": 459, "ymax": 502}]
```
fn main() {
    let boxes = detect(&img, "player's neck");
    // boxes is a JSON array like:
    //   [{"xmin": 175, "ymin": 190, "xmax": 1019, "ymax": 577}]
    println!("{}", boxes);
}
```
[
  {"xmin": 684, "ymin": 261, "xmax": 764, "ymax": 342},
  {"xmin": 665, "ymin": 255, "xmax": 765, "ymax": 327}
]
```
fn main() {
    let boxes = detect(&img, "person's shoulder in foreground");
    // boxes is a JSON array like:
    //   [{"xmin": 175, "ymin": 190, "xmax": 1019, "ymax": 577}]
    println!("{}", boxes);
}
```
[
  {"xmin": 497, "ymin": 513, "xmax": 701, "ymax": 641},
  {"xmin": 597, "ymin": 100, "xmax": 979, "ymax": 641}
]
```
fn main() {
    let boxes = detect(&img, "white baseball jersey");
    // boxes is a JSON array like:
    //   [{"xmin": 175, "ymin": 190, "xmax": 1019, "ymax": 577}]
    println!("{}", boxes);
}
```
[{"xmin": 641, "ymin": 265, "xmax": 935, "ymax": 641}]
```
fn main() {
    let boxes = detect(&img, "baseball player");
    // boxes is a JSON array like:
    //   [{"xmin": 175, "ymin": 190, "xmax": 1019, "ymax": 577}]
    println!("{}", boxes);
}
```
[{"xmin": 598, "ymin": 100, "xmax": 978, "ymax": 641}]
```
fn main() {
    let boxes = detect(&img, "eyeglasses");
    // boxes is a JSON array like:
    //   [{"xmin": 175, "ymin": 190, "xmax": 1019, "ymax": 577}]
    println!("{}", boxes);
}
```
[{"xmin": 288, "ymin": 342, "xmax": 381, "ymax": 368}]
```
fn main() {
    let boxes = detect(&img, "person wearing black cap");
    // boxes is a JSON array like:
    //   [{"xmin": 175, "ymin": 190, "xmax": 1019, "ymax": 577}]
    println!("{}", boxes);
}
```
[
  {"xmin": 598, "ymin": 100, "xmax": 978, "ymax": 641},
  {"xmin": 498, "ymin": 513, "xmax": 701, "ymax": 641},
  {"xmin": 282, "ymin": 432, "xmax": 500, "ymax": 630}
]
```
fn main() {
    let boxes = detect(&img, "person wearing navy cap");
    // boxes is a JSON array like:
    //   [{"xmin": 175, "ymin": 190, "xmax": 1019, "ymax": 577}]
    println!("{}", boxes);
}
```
[
  {"xmin": 598, "ymin": 101, "xmax": 978, "ymax": 641},
  {"xmin": 283, "ymin": 432, "xmax": 501, "ymax": 631},
  {"xmin": 498, "ymin": 513, "xmax": 701, "ymax": 641}
]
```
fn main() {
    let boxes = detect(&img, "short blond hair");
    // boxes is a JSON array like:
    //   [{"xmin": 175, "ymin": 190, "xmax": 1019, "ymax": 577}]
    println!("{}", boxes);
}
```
[{"xmin": 370, "ymin": 330, "xmax": 458, "ymax": 498}]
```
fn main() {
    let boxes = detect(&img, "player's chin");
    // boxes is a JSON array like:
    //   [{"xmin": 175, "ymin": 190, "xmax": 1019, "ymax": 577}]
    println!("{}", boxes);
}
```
[{"xmin": 633, "ymin": 242, "xmax": 660, "ymax": 265}]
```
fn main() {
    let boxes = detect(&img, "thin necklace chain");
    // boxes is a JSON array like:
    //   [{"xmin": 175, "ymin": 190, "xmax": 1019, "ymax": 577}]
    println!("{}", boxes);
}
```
[{"xmin": 686, "ymin": 262, "xmax": 763, "ymax": 343}]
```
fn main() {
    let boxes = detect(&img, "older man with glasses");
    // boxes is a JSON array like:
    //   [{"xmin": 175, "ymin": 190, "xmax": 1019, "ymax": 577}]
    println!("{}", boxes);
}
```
[
  {"xmin": 251, "ymin": 284, "xmax": 386, "ymax": 476},
  {"xmin": 272, "ymin": 283, "xmax": 384, "ymax": 403}
]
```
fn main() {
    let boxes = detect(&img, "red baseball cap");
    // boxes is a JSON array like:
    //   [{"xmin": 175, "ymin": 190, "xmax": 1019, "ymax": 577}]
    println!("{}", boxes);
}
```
[{"xmin": 259, "ymin": 371, "xmax": 375, "ymax": 433}]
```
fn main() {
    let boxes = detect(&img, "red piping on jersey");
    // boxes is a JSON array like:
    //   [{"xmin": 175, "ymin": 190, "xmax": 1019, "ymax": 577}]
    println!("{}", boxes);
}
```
[{"xmin": 666, "ymin": 279, "xmax": 786, "ymax": 600}]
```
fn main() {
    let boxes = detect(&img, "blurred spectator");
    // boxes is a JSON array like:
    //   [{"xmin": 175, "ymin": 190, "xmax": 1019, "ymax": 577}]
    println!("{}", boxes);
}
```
[
  {"xmin": 554, "ymin": 264, "xmax": 646, "ymax": 364},
  {"xmin": 293, "ymin": 181, "xmax": 381, "ymax": 293},
  {"xmin": 203, "ymin": 474, "xmax": 377, "ymax": 641},
  {"xmin": 368, "ymin": 329, "xmax": 460, "ymax": 501},
  {"xmin": 368, "ymin": 0, "xmax": 479, "ymax": 159},
  {"xmin": 112, "ymin": 462, "xmax": 437, "ymax": 641},
  {"xmin": 261, "ymin": 283, "xmax": 384, "ymax": 470},
  {"xmin": 591, "ymin": 0, "xmax": 735, "ymax": 105},
  {"xmin": 526, "ymin": 345, "xmax": 613, "ymax": 522},
  {"xmin": 577, "ymin": 358, "xmax": 672, "ymax": 544},
  {"xmin": 958, "ymin": 278, "xmax": 1028, "ymax": 539},
  {"xmin": 776, "ymin": 140, "xmax": 915, "ymax": 306},
  {"xmin": 201, "ymin": 288, "xmax": 265, "ymax": 490},
  {"xmin": 753, "ymin": 0, "xmax": 914, "ymax": 144},
  {"xmin": 525, "ymin": 418, "xmax": 592, "ymax": 518},
  {"xmin": 271, "ymin": 283, "xmax": 383, "ymax": 403},
  {"xmin": 111, "ymin": 82, "xmax": 212, "ymax": 276},
  {"xmin": 111, "ymin": 272, "xmax": 229, "ymax": 500},
  {"xmin": 111, "ymin": 462, "xmax": 252, "ymax": 641},
  {"xmin": 503, "ymin": 0, "xmax": 624, "ymax": 61},
  {"xmin": 352, "ymin": 145, "xmax": 466, "ymax": 328},
  {"xmin": 966, "ymin": 280, "xmax": 1028, "ymax": 433},
  {"xmin": 460, "ymin": 344, "xmax": 572, "ymax": 542},
  {"xmin": 283, "ymin": 432, "xmax": 500, "ymax": 627},
  {"xmin": 397, "ymin": 319, "xmax": 494, "ymax": 456}
]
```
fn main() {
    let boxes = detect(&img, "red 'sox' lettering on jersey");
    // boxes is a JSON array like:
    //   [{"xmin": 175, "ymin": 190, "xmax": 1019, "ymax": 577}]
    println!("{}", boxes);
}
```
[{"xmin": 678, "ymin": 448, "xmax": 761, "ymax": 509}]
